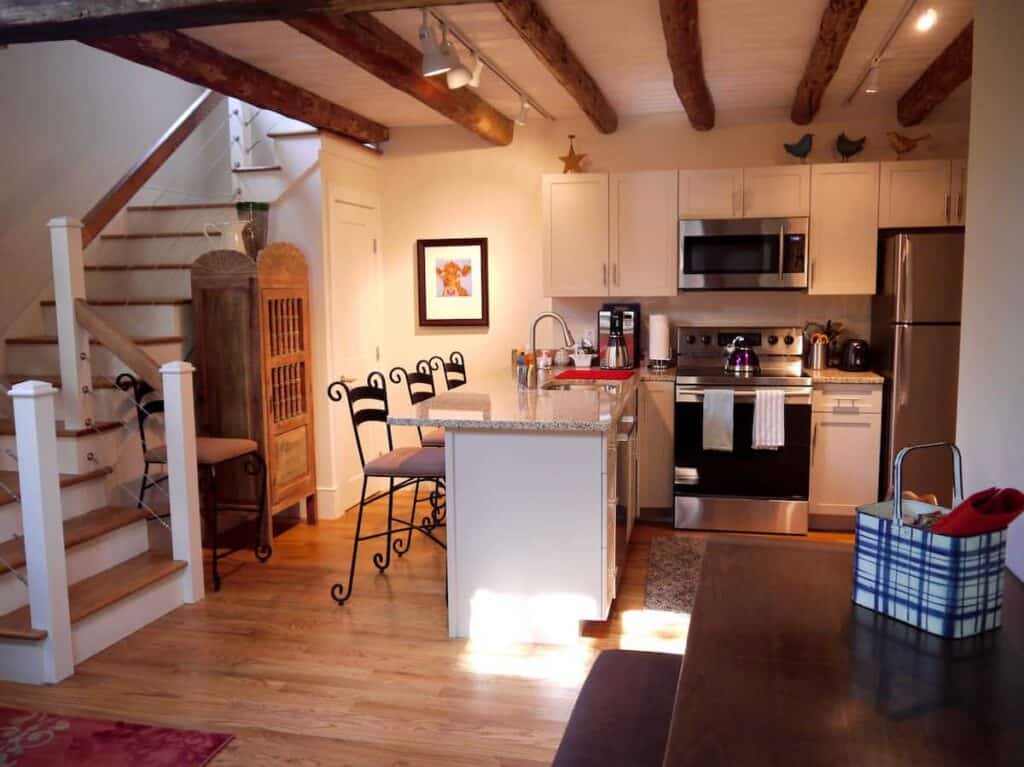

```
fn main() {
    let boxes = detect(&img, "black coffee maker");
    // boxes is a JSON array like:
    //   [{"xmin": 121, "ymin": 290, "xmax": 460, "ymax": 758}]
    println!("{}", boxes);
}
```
[{"xmin": 840, "ymin": 339, "xmax": 871, "ymax": 371}]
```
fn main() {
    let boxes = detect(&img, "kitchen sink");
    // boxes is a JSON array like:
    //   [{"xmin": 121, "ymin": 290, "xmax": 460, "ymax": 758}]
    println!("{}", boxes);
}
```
[{"xmin": 542, "ymin": 381, "xmax": 622, "ymax": 394}]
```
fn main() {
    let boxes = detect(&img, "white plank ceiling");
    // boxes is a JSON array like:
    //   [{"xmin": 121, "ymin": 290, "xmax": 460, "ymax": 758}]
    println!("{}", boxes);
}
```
[{"xmin": 184, "ymin": 0, "xmax": 974, "ymax": 130}]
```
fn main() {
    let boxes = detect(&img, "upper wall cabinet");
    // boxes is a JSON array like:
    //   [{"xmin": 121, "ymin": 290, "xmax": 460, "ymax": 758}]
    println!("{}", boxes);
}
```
[
  {"xmin": 610, "ymin": 171, "xmax": 678, "ymax": 297},
  {"xmin": 543, "ymin": 173, "xmax": 609, "ymax": 297},
  {"xmin": 742, "ymin": 165, "xmax": 811, "ymax": 218},
  {"xmin": 878, "ymin": 160, "xmax": 966, "ymax": 228},
  {"xmin": 809, "ymin": 162, "xmax": 879, "ymax": 295},
  {"xmin": 678, "ymin": 169, "xmax": 743, "ymax": 219}
]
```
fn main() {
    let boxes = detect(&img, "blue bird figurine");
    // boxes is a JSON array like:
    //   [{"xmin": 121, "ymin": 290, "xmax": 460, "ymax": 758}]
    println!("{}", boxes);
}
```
[
  {"xmin": 784, "ymin": 133, "xmax": 813, "ymax": 162},
  {"xmin": 836, "ymin": 132, "xmax": 866, "ymax": 161}
]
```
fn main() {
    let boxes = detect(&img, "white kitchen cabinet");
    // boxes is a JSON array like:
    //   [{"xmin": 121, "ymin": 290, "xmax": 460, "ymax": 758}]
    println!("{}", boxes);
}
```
[
  {"xmin": 742, "ymin": 165, "xmax": 811, "ymax": 218},
  {"xmin": 809, "ymin": 385, "xmax": 882, "ymax": 530},
  {"xmin": 878, "ymin": 160, "xmax": 966, "ymax": 228},
  {"xmin": 678, "ymin": 168, "xmax": 743, "ymax": 219},
  {"xmin": 638, "ymin": 380, "xmax": 675, "ymax": 510},
  {"xmin": 808, "ymin": 162, "xmax": 879, "ymax": 295},
  {"xmin": 610, "ymin": 171, "xmax": 678, "ymax": 297},
  {"xmin": 542, "ymin": 173, "xmax": 609, "ymax": 297}
]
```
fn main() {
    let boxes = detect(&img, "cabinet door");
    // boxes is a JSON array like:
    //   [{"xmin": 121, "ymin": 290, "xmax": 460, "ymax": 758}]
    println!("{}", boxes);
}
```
[
  {"xmin": 678, "ymin": 169, "xmax": 743, "ymax": 219},
  {"xmin": 809, "ymin": 412, "xmax": 882, "ymax": 525},
  {"xmin": 610, "ymin": 171, "xmax": 678, "ymax": 297},
  {"xmin": 742, "ymin": 165, "xmax": 810, "ymax": 218},
  {"xmin": 878, "ymin": 160, "xmax": 952, "ymax": 227},
  {"xmin": 808, "ymin": 162, "xmax": 879, "ymax": 295},
  {"xmin": 638, "ymin": 381, "xmax": 675, "ymax": 510},
  {"xmin": 542, "ymin": 173, "xmax": 609, "ymax": 297},
  {"xmin": 951, "ymin": 159, "xmax": 968, "ymax": 225}
]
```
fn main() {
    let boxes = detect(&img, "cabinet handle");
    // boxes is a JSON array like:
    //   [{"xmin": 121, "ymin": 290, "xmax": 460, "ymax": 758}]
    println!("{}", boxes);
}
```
[
  {"xmin": 945, "ymin": 193, "xmax": 951, "ymax": 223},
  {"xmin": 811, "ymin": 422, "xmax": 818, "ymax": 465},
  {"xmin": 602, "ymin": 263, "xmax": 607, "ymax": 286},
  {"xmin": 612, "ymin": 263, "xmax": 619, "ymax": 285},
  {"xmin": 808, "ymin": 259, "xmax": 814, "ymax": 289},
  {"xmin": 956, "ymin": 195, "xmax": 963, "ymax": 222}
]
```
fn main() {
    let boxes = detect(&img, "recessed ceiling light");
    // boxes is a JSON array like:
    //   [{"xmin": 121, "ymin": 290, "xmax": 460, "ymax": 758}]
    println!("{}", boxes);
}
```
[{"xmin": 915, "ymin": 8, "xmax": 938, "ymax": 32}]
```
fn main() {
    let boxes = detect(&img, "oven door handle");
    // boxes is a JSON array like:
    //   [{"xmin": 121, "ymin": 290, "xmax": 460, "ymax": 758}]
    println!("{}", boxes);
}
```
[{"xmin": 675, "ymin": 387, "xmax": 812, "ymax": 405}]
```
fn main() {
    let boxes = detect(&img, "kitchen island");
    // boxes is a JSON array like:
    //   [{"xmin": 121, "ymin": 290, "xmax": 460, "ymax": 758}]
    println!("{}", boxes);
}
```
[{"xmin": 390, "ymin": 369, "xmax": 638, "ymax": 644}]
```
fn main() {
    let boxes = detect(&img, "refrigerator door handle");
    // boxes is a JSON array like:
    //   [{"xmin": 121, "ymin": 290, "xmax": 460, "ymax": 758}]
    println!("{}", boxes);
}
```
[
  {"xmin": 894, "ymin": 326, "xmax": 912, "ymax": 410},
  {"xmin": 896, "ymin": 235, "xmax": 911, "ymax": 322}
]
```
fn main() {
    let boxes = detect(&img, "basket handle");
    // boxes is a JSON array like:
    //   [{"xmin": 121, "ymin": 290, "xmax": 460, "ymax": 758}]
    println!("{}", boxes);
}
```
[{"xmin": 892, "ymin": 442, "xmax": 964, "ymax": 526}]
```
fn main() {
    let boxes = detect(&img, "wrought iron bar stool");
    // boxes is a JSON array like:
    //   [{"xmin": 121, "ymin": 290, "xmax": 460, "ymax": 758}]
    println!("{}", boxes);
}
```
[
  {"xmin": 118, "ymin": 373, "xmax": 271, "ymax": 591},
  {"xmin": 389, "ymin": 360, "xmax": 445, "ymax": 448},
  {"xmin": 327, "ymin": 371, "xmax": 446, "ymax": 606},
  {"xmin": 429, "ymin": 351, "xmax": 468, "ymax": 390}
]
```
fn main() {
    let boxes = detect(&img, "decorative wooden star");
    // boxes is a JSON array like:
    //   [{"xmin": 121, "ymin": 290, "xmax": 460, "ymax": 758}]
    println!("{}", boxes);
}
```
[{"xmin": 559, "ymin": 134, "xmax": 587, "ymax": 174}]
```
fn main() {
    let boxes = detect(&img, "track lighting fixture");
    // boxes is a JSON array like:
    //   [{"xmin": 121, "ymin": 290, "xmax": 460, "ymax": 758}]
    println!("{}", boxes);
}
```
[
  {"xmin": 864, "ymin": 63, "xmax": 881, "ymax": 95},
  {"xmin": 467, "ymin": 54, "xmax": 484, "ymax": 89},
  {"xmin": 915, "ymin": 8, "xmax": 938, "ymax": 32},
  {"xmin": 419, "ymin": 9, "xmax": 450, "ymax": 77},
  {"xmin": 514, "ymin": 97, "xmax": 531, "ymax": 126}
]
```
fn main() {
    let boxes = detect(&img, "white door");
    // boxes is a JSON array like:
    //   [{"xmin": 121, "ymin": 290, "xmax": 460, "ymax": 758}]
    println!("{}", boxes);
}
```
[
  {"xmin": 543, "ymin": 173, "xmax": 609, "ymax": 297},
  {"xmin": 809, "ymin": 412, "xmax": 882, "ymax": 524},
  {"xmin": 878, "ymin": 160, "xmax": 952, "ymax": 227},
  {"xmin": 328, "ymin": 195, "xmax": 384, "ymax": 512},
  {"xmin": 678, "ymin": 169, "xmax": 743, "ymax": 219},
  {"xmin": 610, "ymin": 171, "xmax": 678, "ymax": 297},
  {"xmin": 951, "ymin": 159, "xmax": 968, "ymax": 225},
  {"xmin": 742, "ymin": 165, "xmax": 810, "ymax": 218},
  {"xmin": 808, "ymin": 162, "xmax": 879, "ymax": 295}
]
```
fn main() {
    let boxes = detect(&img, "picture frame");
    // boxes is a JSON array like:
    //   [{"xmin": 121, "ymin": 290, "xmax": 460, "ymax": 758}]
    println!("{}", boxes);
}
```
[{"xmin": 416, "ymin": 237, "xmax": 489, "ymax": 327}]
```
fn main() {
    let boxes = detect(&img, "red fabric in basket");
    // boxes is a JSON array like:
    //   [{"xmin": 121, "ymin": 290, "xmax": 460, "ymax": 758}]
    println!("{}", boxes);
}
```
[
  {"xmin": 930, "ymin": 487, "xmax": 1024, "ymax": 537},
  {"xmin": 555, "ymin": 370, "xmax": 634, "ymax": 381}
]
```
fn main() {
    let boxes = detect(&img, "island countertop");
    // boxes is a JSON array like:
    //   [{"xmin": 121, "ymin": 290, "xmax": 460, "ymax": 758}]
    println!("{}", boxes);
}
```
[{"xmin": 388, "ymin": 367, "xmax": 638, "ymax": 433}]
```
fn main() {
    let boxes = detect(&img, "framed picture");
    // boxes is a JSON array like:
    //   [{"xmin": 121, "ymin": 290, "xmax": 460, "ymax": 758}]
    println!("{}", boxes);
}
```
[{"xmin": 416, "ymin": 237, "xmax": 489, "ymax": 327}]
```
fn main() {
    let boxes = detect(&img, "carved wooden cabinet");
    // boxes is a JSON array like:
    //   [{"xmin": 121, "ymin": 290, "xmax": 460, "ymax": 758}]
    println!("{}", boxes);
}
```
[{"xmin": 191, "ymin": 244, "xmax": 317, "ymax": 542}]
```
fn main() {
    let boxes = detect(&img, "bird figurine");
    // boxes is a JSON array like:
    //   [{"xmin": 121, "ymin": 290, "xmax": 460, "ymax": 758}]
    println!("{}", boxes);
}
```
[
  {"xmin": 784, "ymin": 133, "xmax": 813, "ymax": 162},
  {"xmin": 887, "ymin": 131, "xmax": 931, "ymax": 159},
  {"xmin": 835, "ymin": 132, "xmax": 866, "ymax": 162}
]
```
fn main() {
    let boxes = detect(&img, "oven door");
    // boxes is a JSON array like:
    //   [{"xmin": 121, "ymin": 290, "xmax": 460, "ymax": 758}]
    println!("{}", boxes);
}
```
[{"xmin": 679, "ymin": 218, "xmax": 808, "ymax": 290}]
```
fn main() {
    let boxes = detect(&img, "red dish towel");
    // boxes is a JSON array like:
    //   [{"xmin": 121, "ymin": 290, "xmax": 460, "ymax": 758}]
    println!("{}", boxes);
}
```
[
  {"xmin": 555, "ymin": 370, "xmax": 635, "ymax": 381},
  {"xmin": 930, "ymin": 487, "xmax": 1024, "ymax": 537}
]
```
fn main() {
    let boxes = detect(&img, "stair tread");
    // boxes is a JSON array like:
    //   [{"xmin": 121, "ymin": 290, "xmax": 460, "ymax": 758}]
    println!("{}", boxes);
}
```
[
  {"xmin": 127, "ymin": 202, "xmax": 235, "ymax": 211},
  {"xmin": 6, "ymin": 335, "xmax": 182, "ymax": 346},
  {"xmin": 40, "ymin": 299, "xmax": 191, "ymax": 307},
  {"xmin": 100, "ymin": 232, "xmax": 210, "ymax": 240},
  {"xmin": 85, "ymin": 264, "xmax": 193, "ymax": 271},
  {"xmin": 0, "ymin": 466, "xmax": 113, "ymax": 508},
  {"xmin": 0, "ymin": 506, "xmax": 147, "ymax": 572},
  {"xmin": 0, "ymin": 419, "xmax": 121, "ymax": 437},
  {"xmin": 0, "ymin": 551, "xmax": 185, "ymax": 640},
  {"xmin": 3, "ymin": 375, "xmax": 117, "ymax": 391},
  {"xmin": 232, "ymin": 164, "xmax": 282, "ymax": 173}
]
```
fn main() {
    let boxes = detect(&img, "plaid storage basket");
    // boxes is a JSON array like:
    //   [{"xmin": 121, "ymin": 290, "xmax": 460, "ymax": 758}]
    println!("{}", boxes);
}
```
[{"xmin": 852, "ymin": 442, "xmax": 1008, "ymax": 639}]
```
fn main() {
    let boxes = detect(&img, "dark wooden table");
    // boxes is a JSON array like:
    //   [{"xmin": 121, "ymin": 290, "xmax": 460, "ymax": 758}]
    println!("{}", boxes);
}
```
[{"xmin": 663, "ymin": 538, "xmax": 1024, "ymax": 767}]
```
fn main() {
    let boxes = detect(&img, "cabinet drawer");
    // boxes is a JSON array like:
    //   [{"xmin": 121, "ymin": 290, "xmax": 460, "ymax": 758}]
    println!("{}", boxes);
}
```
[{"xmin": 812, "ymin": 384, "xmax": 882, "ymax": 414}]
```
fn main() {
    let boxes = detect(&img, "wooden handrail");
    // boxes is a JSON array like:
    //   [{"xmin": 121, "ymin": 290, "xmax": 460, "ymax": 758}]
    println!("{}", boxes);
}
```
[
  {"xmin": 81, "ymin": 88, "xmax": 224, "ymax": 249},
  {"xmin": 74, "ymin": 299, "xmax": 164, "ymax": 397}
]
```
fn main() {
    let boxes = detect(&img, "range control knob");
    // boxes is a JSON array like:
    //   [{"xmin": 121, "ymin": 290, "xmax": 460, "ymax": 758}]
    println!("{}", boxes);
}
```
[
  {"xmin": 767, "ymin": 335, "xmax": 779, "ymax": 345},
  {"xmin": 783, "ymin": 335, "xmax": 795, "ymax": 345},
  {"xmin": 686, "ymin": 335, "xmax": 697, "ymax": 345},
  {"xmin": 700, "ymin": 335, "xmax": 712, "ymax": 345}
]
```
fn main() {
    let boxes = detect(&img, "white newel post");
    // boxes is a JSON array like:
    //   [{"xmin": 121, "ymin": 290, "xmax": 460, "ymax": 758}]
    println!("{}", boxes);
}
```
[
  {"xmin": 10, "ymin": 381, "xmax": 74, "ymax": 683},
  {"xmin": 47, "ymin": 217, "xmax": 94, "ymax": 430},
  {"xmin": 160, "ymin": 361, "xmax": 205, "ymax": 603}
]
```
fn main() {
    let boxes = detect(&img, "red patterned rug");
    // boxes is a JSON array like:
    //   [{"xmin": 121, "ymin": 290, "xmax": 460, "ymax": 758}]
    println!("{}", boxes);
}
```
[{"xmin": 0, "ymin": 707, "xmax": 232, "ymax": 766}]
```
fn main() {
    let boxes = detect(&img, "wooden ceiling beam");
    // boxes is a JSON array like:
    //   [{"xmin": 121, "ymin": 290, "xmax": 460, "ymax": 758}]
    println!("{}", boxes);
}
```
[
  {"xmin": 791, "ymin": 0, "xmax": 869, "ymax": 125},
  {"xmin": 287, "ymin": 13, "xmax": 513, "ymax": 146},
  {"xmin": 0, "ymin": 1, "xmax": 489, "ymax": 45},
  {"xmin": 495, "ymin": 0, "xmax": 618, "ymax": 134},
  {"xmin": 898, "ymin": 21, "xmax": 973, "ymax": 127},
  {"xmin": 658, "ymin": 0, "xmax": 714, "ymax": 131},
  {"xmin": 87, "ymin": 30, "xmax": 388, "ymax": 145}
]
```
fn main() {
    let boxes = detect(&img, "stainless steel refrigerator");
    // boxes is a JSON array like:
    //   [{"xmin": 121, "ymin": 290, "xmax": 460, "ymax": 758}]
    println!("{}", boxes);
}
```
[{"xmin": 871, "ymin": 232, "xmax": 965, "ymax": 506}]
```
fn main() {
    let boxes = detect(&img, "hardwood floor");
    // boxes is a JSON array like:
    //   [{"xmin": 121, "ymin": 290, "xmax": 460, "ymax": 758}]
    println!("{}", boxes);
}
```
[{"xmin": 0, "ymin": 496, "xmax": 852, "ymax": 766}]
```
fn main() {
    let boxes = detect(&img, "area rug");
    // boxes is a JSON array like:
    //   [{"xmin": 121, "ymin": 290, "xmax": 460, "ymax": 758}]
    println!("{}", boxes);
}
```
[
  {"xmin": 644, "ymin": 536, "xmax": 707, "ymax": 614},
  {"xmin": 0, "ymin": 707, "xmax": 232, "ymax": 766}
]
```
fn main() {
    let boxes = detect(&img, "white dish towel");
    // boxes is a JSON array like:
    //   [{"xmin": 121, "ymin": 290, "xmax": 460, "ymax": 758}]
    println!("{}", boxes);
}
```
[
  {"xmin": 702, "ymin": 389, "xmax": 734, "ymax": 452},
  {"xmin": 753, "ymin": 389, "xmax": 785, "ymax": 450}
]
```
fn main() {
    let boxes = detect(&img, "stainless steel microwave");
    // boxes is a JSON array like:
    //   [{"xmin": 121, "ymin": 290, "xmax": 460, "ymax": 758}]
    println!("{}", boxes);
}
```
[{"xmin": 678, "ymin": 217, "xmax": 808, "ymax": 290}]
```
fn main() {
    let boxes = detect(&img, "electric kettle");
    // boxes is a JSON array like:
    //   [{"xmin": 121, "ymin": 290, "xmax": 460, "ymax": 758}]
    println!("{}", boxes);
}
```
[
  {"xmin": 601, "ymin": 311, "xmax": 631, "ymax": 369},
  {"xmin": 725, "ymin": 335, "xmax": 760, "ymax": 376}
]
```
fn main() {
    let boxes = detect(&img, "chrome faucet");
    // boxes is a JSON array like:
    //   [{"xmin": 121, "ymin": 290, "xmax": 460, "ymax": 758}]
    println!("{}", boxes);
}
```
[{"xmin": 528, "ymin": 312, "xmax": 575, "ymax": 389}]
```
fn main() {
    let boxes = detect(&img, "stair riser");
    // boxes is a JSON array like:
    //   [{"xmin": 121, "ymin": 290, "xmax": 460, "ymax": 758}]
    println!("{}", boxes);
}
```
[
  {"xmin": 88, "ymin": 238, "xmax": 209, "ymax": 266},
  {"xmin": 42, "ymin": 303, "xmax": 191, "ymax": 339},
  {"xmin": 55, "ymin": 388, "xmax": 126, "ymax": 424},
  {"xmin": 0, "ymin": 520, "xmax": 148, "ymax": 616},
  {"xmin": 85, "ymin": 270, "xmax": 192, "ymax": 300},
  {"xmin": 0, "ymin": 427, "xmax": 123, "ymax": 475},
  {"xmin": 0, "ymin": 478, "xmax": 109, "ymax": 540},
  {"xmin": 72, "ymin": 569, "xmax": 184, "ymax": 664},
  {"xmin": 0, "ymin": 639, "xmax": 48, "ymax": 685},
  {"xmin": 126, "ymin": 206, "xmax": 236, "ymax": 233},
  {"xmin": 5, "ymin": 341, "xmax": 185, "ymax": 379}
]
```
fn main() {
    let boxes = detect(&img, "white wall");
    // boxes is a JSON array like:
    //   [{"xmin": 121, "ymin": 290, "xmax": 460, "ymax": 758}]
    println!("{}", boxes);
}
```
[
  {"xmin": 955, "ymin": 0, "xmax": 1024, "ymax": 577},
  {"xmin": 379, "ymin": 110, "xmax": 969, "ymax": 376},
  {"xmin": 0, "ymin": 41, "xmax": 231, "ymax": 347}
]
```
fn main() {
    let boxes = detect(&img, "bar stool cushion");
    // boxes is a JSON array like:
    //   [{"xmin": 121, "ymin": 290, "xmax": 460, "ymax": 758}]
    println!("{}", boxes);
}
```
[
  {"xmin": 145, "ymin": 437, "xmax": 259, "ymax": 466},
  {"xmin": 422, "ymin": 428, "xmax": 446, "ymax": 448},
  {"xmin": 364, "ymin": 446, "xmax": 445, "ymax": 478}
]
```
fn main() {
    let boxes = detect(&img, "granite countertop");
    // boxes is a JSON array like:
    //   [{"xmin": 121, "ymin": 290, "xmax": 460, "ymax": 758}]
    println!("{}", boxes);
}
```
[
  {"xmin": 388, "ymin": 367, "xmax": 638, "ymax": 433},
  {"xmin": 805, "ymin": 367, "xmax": 884, "ymax": 384}
]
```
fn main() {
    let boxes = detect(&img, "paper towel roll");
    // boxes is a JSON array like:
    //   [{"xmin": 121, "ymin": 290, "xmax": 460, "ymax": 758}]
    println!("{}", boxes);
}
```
[{"xmin": 649, "ymin": 314, "xmax": 671, "ymax": 361}]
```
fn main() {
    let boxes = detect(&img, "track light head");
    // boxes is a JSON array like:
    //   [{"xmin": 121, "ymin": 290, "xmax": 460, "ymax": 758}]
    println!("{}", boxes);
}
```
[
  {"xmin": 514, "ymin": 97, "xmax": 531, "ymax": 126},
  {"xmin": 467, "ymin": 54, "xmax": 484, "ymax": 89},
  {"xmin": 419, "ymin": 10, "xmax": 450, "ymax": 76},
  {"xmin": 864, "ymin": 64, "xmax": 881, "ymax": 95}
]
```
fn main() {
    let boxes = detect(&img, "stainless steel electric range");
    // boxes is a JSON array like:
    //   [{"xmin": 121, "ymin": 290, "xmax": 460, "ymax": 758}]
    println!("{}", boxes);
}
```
[{"xmin": 674, "ymin": 326, "xmax": 812, "ymax": 535}]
